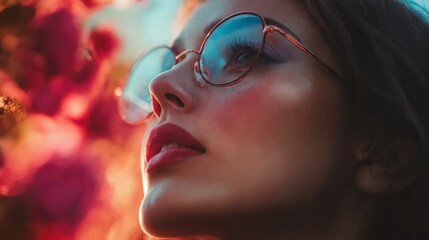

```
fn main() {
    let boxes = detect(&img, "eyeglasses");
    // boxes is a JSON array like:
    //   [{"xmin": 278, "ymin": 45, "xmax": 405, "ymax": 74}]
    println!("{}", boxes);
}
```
[{"xmin": 118, "ymin": 11, "xmax": 340, "ymax": 124}]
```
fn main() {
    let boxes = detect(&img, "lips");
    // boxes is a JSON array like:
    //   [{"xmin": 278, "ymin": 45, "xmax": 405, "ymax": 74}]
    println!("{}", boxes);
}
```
[{"xmin": 145, "ymin": 123, "xmax": 206, "ymax": 172}]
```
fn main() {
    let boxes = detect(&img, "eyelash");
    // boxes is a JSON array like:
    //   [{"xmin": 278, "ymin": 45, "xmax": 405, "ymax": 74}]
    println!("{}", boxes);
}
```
[
  {"xmin": 172, "ymin": 39, "xmax": 287, "ymax": 69},
  {"xmin": 227, "ymin": 39, "xmax": 286, "ymax": 66}
]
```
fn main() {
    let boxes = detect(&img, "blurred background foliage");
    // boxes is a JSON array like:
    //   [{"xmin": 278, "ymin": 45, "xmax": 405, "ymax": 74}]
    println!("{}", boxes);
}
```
[{"xmin": 0, "ymin": 0, "xmax": 202, "ymax": 239}]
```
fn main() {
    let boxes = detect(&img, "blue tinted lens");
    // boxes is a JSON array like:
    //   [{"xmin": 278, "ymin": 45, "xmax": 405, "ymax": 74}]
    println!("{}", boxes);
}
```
[
  {"xmin": 200, "ymin": 14, "xmax": 264, "ymax": 85},
  {"xmin": 120, "ymin": 47, "xmax": 175, "ymax": 123}
]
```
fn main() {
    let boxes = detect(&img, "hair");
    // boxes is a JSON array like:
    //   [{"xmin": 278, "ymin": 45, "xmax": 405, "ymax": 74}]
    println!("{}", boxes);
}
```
[{"xmin": 303, "ymin": 0, "xmax": 429, "ymax": 239}]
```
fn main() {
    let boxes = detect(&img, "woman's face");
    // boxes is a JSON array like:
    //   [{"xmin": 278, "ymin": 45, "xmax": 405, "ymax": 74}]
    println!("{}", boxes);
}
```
[{"xmin": 140, "ymin": 0, "xmax": 358, "ymax": 237}]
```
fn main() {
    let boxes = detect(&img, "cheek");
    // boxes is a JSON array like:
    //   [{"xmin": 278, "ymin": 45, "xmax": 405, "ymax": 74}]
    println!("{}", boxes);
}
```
[
  {"xmin": 202, "ymin": 73, "xmax": 355, "ymax": 204},
  {"xmin": 208, "ymin": 73, "xmax": 315, "ymax": 144},
  {"xmin": 218, "ymin": 85, "xmax": 270, "ymax": 122}
]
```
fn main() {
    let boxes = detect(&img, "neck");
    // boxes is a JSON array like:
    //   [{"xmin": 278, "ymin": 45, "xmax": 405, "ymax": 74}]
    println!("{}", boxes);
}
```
[{"xmin": 209, "ymin": 189, "xmax": 376, "ymax": 240}]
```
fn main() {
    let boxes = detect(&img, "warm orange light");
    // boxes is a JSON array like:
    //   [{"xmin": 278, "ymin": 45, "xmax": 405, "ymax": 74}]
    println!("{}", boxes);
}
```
[
  {"xmin": 0, "ymin": 1, "xmax": 187, "ymax": 239},
  {"xmin": 61, "ymin": 94, "xmax": 90, "ymax": 120},
  {"xmin": 114, "ymin": 87, "xmax": 122, "ymax": 97}
]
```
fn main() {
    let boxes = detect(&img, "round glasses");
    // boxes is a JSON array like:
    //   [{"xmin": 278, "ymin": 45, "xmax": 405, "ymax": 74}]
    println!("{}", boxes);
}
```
[{"xmin": 118, "ymin": 12, "xmax": 340, "ymax": 124}]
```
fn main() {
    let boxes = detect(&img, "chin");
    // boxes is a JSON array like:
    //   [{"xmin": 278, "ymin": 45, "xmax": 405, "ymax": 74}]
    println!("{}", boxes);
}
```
[
  {"xmin": 140, "ymin": 191, "xmax": 173, "ymax": 237},
  {"xmin": 140, "ymin": 202, "xmax": 176, "ymax": 238},
  {"xmin": 140, "ymin": 191, "xmax": 205, "ymax": 238}
]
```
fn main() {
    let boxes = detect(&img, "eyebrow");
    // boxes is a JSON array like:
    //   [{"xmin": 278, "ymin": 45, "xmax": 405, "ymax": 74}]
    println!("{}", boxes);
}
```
[{"xmin": 172, "ymin": 15, "xmax": 301, "ymax": 52}]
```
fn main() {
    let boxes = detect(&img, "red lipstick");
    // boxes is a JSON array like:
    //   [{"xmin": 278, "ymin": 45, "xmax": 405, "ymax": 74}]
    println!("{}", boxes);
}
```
[{"xmin": 145, "ymin": 123, "xmax": 205, "ymax": 172}]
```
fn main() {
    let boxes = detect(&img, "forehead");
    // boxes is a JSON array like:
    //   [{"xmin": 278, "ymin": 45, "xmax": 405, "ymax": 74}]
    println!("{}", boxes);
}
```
[{"xmin": 178, "ymin": 0, "xmax": 319, "ymax": 48}]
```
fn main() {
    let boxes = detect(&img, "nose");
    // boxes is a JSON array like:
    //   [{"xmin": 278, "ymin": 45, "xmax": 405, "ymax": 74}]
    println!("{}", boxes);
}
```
[{"xmin": 149, "ymin": 54, "xmax": 199, "ymax": 119}]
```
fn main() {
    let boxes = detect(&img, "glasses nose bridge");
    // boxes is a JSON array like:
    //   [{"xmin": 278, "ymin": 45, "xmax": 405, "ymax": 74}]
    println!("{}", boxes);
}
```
[
  {"xmin": 174, "ymin": 48, "xmax": 207, "ymax": 88},
  {"xmin": 174, "ymin": 49, "xmax": 202, "ymax": 84},
  {"xmin": 176, "ymin": 49, "xmax": 201, "ymax": 63}
]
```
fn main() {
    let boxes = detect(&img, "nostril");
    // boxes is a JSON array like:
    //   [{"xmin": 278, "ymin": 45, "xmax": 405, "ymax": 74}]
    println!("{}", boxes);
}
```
[{"xmin": 165, "ymin": 93, "xmax": 185, "ymax": 108}]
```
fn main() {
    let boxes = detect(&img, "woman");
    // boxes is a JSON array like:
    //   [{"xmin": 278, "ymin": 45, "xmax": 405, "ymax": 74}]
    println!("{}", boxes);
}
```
[{"xmin": 119, "ymin": 0, "xmax": 429, "ymax": 239}]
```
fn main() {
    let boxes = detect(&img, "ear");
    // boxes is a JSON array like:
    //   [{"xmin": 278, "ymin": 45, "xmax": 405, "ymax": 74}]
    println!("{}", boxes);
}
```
[{"xmin": 354, "ymin": 137, "xmax": 421, "ymax": 194}]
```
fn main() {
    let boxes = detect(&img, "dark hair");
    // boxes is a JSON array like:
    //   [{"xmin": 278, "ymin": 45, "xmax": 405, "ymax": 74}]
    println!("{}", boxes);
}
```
[{"xmin": 304, "ymin": 0, "xmax": 429, "ymax": 239}]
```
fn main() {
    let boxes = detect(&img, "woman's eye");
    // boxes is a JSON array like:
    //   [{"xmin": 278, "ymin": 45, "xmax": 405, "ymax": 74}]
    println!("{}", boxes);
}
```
[
  {"xmin": 225, "ymin": 41, "xmax": 287, "ymax": 75},
  {"xmin": 235, "ymin": 49, "xmax": 258, "ymax": 66},
  {"xmin": 225, "ymin": 40, "xmax": 260, "ymax": 73}
]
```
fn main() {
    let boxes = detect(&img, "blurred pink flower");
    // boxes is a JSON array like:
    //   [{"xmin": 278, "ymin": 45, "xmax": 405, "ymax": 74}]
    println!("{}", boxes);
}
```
[
  {"xmin": 30, "ymin": 75, "xmax": 75, "ymax": 115},
  {"xmin": 84, "ymin": 93, "xmax": 134, "ymax": 139},
  {"xmin": 23, "ymin": 156, "xmax": 102, "ymax": 226},
  {"xmin": 0, "ymin": 2, "xmax": 145, "ymax": 239},
  {"xmin": 89, "ymin": 27, "xmax": 120, "ymax": 61},
  {"xmin": 0, "ymin": 114, "xmax": 84, "ymax": 196},
  {"xmin": 32, "ymin": 8, "xmax": 80, "ymax": 77}
]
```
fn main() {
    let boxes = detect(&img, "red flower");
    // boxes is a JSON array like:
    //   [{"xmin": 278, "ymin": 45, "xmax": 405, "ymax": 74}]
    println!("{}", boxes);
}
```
[
  {"xmin": 33, "ymin": 8, "xmax": 80, "ymax": 77},
  {"xmin": 22, "ymin": 156, "xmax": 102, "ymax": 226},
  {"xmin": 89, "ymin": 27, "xmax": 120, "ymax": 61}
]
